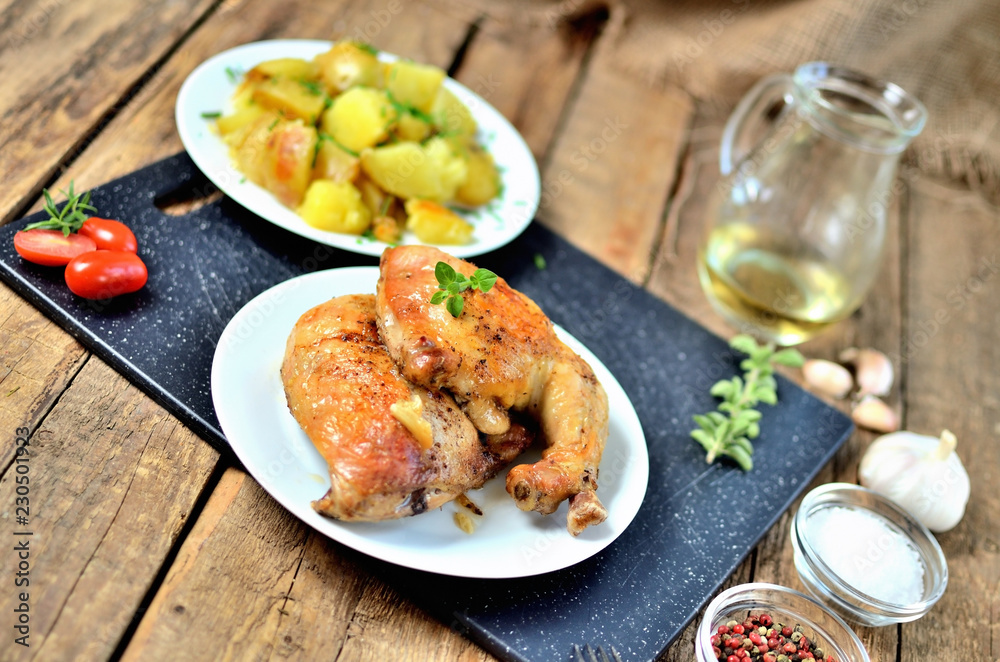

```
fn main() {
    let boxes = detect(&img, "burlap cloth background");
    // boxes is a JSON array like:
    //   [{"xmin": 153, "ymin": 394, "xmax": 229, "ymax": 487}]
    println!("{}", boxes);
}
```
[{"xmin": 437, "ymin": 0, "xmax": 1000, "ymax": 206}]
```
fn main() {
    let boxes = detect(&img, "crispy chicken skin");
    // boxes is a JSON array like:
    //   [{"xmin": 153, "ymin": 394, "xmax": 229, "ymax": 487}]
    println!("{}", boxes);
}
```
[
  {"xmin": 376, "ymin": 246, "xmax": 610, "ymax": 535},
  {"xmin": 281, "ymin": 293, "xmax": 532, "ymax": 521}
]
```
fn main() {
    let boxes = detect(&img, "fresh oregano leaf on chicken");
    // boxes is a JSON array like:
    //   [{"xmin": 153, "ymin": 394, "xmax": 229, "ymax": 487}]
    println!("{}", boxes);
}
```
[
  {"xmin": 691, "ymin": 335, "xmax": 804, "ymax": 471},
  {"xmin": 430, "ymin": 261, "xmax": 498, "ymax": 317}
]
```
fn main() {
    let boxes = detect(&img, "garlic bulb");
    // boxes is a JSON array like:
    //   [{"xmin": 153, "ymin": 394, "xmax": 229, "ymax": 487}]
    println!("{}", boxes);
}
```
[{"xmin": 858, "ymin": 429, "xmax": 971, "ymax": 532}]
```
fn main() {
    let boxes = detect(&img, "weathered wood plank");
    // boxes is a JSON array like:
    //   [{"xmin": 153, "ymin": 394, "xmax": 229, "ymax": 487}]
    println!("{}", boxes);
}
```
[
  {"xmin": 261, "ymin": 532, "xmax": 374, "ymax": 661},
  {"xmin": 0, "ymin": 0, "xmax": 218, "ymax": 226},
  {"xmin": 122, "ymin": 469, "xmax": 310, "ymax": 661},
  {"xmin": 537, "ymin": 20, "xmax": 694, "ymax": 281},
  {"xmin": 0, "ymin": 284, "xmax": 87, "ymax": 469},
  {"xmin": 0, "ymin": 357, "xmax": 219, "ymax": 660},
  {"xmin": 333, "ymin": 563, "xmax": 494, "ymax": 662},
  {"xmin": 459, "ymin": 10, "xmax": 601, "ymax": 162},
  {"xmin": 34, "ymin": 0, "xmax": 472, "ymax": 200},
  {"xmin": 897, "ymin": 178, "xmax": 1000, "ymax": 660}
]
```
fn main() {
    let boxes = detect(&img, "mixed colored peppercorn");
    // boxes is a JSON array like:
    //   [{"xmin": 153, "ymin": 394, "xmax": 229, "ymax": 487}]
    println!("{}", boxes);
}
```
[{"xmin": 709, "ymin": 612, "xmax": 837, "ymax": 662}]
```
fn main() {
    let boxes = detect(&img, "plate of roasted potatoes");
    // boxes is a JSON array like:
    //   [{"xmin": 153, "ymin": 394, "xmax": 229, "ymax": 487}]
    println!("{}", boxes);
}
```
[{"xmin": 177, "ymin": 39, "xmax": 540, "ymax": 257}]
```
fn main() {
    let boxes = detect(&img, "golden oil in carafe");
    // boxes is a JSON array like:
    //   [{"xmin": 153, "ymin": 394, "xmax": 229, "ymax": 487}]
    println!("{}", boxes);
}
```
[{"xmin": 697, "ymin": 222, "xmax": 861, "ymax": 345}]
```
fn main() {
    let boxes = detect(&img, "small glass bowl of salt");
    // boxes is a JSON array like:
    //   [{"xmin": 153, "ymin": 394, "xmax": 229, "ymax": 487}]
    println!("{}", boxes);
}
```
[
  {"xmin": 791, "ymin": 482, "xmax": 948, "ymax": 627},
  {"xmin": 791, "ymin": 483, "xmax": 948, "ymax": 627}
]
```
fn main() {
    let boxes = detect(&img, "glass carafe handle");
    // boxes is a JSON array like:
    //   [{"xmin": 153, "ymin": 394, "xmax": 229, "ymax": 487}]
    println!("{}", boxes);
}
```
[{"xmin": 719, "ymin": 74, "xmax": 796, "ymax": 176}]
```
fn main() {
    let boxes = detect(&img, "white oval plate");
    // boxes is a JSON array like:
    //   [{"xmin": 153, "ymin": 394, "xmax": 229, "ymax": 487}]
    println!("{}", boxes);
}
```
[
  {"xmin": 176, "ymin": 40, "xmax": 540, "ymax": 258},
  {"xmin": 211, "ymin": 267, "xmax": 649, "ymax": 578}
]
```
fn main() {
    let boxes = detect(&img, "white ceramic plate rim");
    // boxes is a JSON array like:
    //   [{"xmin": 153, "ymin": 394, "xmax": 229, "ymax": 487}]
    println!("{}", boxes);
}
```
[
  {"xmin": 210, "ymin": 267, "xmax": 649, "ymax": 578},
  {"xmin": 176, "ymin": 39, "xmax": 540, "ymax": 258}
]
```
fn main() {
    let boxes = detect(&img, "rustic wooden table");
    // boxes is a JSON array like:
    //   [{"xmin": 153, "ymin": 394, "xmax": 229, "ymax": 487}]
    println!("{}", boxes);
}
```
[{"xmin": 1, "ymin": 1, "xmax": 997, "ymax": 660}]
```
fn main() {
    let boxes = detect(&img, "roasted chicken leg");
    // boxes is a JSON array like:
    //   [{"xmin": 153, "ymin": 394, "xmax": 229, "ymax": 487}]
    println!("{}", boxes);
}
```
[
  {"xmin": 281, "ymin": 293, "xmax": 532, "ymax": 521},
  {"xmin": 375, "ymin": 246, "xmax": 610, "ymax": 535}
]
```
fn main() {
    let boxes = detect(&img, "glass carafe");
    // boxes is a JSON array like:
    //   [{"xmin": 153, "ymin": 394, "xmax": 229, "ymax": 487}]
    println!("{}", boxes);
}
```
[{"xmin": 697, "ymin": 62, "xmax": 926, "ymax": 345}]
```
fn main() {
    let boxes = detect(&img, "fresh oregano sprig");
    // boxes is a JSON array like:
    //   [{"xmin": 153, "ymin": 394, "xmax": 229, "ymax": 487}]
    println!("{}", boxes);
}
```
[
  {"xmin": 691, "ymin": 335, "xmax": 805, "ymax": 471},
  {"xmin": 429, "ymin": 261, "xmax": 497, "ymax": 317},
  {"xmin": 22, "ymin": 181, "xmax": 96, "ymax": 237}
]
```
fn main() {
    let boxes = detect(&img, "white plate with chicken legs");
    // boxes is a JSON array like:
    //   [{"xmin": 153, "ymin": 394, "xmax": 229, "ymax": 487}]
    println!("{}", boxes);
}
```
[{"xmin": 211, "ymin": 266, "xmax": 648, "ymax": 578}]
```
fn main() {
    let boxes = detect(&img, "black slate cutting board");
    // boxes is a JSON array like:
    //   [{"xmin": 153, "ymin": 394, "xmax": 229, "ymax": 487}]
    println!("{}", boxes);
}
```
[{"xmin": 0, "ymin": 153, "xmax": 853, "ymax": 662}]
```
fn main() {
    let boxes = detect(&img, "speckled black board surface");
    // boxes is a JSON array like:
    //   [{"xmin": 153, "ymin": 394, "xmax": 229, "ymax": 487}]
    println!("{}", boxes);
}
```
[{"xmin": 0, "ymin": 153, "xmax": 853, "ymax": 662}]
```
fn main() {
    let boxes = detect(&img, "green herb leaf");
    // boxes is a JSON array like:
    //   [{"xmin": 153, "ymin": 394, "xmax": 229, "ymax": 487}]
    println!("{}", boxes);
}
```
[
  {"xmin": 435, "ymin": 261, "xmax": 458, "ymax": 286},
  {"xmin": 689, "ymin": 335, "xmax": 793, "ymax": 471},
  {"xmin": 445, "ymin": 293, "xmax": 464, "ymax": 317},
  {"xmin": 201, "ymin": 111, "xmax": 222, "ymax": 119},
  {"xmin": 470, "ymin": 268, "xmax": 497, "ymax": 292},
  {"xmin": 533, "ymin": 253, "xmax": 547, "ymax": 270},
  {"xmin": 430, "ymin": 261, "xmax": 498, "ymax": 317},
  {"xmin": 728, "ymin": 334, "xmax": 759, "ymax": 355},
  {"xmin": 710, "ymin": 380, "xmax": 734, "ymax": 398},
  {"xmin": 317, "ymin": 132, "xmax": 360, "ymax": 157},
  {"xmin": 385, "ymin": 90, "xmax": 434, "ymax": 124},
  {"xmin": 298, "ymin": 79, "xmax": 324, "ymax": 96},
  {"xmin": 224, "ymin": 66, "xmax": 244, "ymax": 84},
  {"xmin": 22, "ymin": 181, "xmax": 97, "ymax": 236},
  {"xmin": 723, "ymin": 445, "xmax": 754, "ymax": 471},
  {"xmin": 772, "ymin": 348, "xmax": 806, "ymax": 367}
]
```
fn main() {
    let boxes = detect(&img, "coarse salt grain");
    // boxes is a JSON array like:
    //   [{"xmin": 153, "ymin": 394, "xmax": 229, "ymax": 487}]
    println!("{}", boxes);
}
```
[{"xmin": 806, "ymin": 506, "xmax": 925, "ymax": 605}]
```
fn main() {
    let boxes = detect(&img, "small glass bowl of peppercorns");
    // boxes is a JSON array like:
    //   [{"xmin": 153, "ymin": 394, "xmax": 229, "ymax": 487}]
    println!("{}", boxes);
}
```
[{"xmin": 695, "ymin": 583, "xmax": 870, "ymax": 662}]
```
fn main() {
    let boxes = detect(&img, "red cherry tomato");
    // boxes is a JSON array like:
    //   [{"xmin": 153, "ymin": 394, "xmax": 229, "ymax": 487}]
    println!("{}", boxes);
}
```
[
  {"xmin": 13, "ymin": 229, "xmax": 98, "ymax": 266},
  {"xmin": 64, "ymin": 250, "xmax": 148, "ymax": 299},
  {"xmin": 79, "ymin": 218, "xmax": 138, "ymax": 252}
]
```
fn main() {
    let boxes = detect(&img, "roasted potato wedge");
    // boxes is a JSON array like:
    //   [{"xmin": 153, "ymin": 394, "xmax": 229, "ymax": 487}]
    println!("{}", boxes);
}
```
[
  {"xmin": 404, "ymin": 199, "xmax": 473, "ymax": 245},
  {"xmin": 297, "ymin": 180, "xmax": 371, "ymax": 234},
  {"xmin": 259, "ymin": 119, "xmax": 318, "ymax": 207},
  {"xmin": 431, "ymin": 87, "xmax": 477, "ymax": 137},
  {"xmin": 246, "ymin": 57, "xmax": 318, "ymax": 82},
  {"xmin": 360, "ymin": 137, "xmax": 468, "ymax": 202},
  {"xmin": 455, "ymin": 144, "xmax": 500, "ymax": 206},
  {"xmin": 385, "ymin": 60, "xmax": 446, "ymax": 114},
  {"xmin": 321, "ymin": 87, "xmax": 397, "ymax": 153},
  {"xmin": 314, "ymin": 42, "xmax": 382, "ymax": 93},
  {"xmin": 313, "ymin": 139, "xmax": 361, "ymax": 182},
  {"xmin": 252, "ymin": 77, "xmax": 327, "ymax": 124}
]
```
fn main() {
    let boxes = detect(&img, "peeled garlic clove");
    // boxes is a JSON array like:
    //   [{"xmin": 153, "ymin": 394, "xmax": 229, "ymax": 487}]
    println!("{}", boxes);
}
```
[
  {"xmin": 859, "ymin": 429, "xmax": 971, "ymax": 532},
  {"xmin": 840, "ymin": 347, "xmax": 894, "ymax": 397},
  {"xmin": 802, "ymin": 359, "xmax": 854, "ymax": 399},
  {"xmin": 851, "ymin": 395, "xmax": 899, "ymax": 433}
]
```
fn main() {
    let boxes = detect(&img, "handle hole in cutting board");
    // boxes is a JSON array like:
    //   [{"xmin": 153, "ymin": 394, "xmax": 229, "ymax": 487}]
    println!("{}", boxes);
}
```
[{"xmin": 155, "ymin": 181, "xmax": 224, "ymax": 216}]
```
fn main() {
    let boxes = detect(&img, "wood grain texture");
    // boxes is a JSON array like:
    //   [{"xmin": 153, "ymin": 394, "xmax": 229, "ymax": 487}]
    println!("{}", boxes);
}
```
[
  {"xmin": 899, "ymin": 178, "xmax": 1000, "ymax": 660},
  {"xmin": 536, "ymin": 10, "xmax": 694, "ymax": 282},
  {"xmin": 0, "ymin": 357, "xmax": 219, "ymax": 661},
  {"xmin": 30, "ymin": 0, "xmax": 472, "ymax": 203},
  {"xmin": 0, "ymin": 0, "xmax": 218, "ymax": 226},
  {"xmin": 122, "ymin": 469, "xmax": 311, "ymax": 661},
  {"xmin": 461, "ymin": 8, "xmax": 603, "ymax": 162},
  {"xmin": 3, "ymin": 0, "xmax": 996, "ymax": 660},
  {"xmin": 0, "ymin": 284, "xmax": 87, "ymax": 468}
]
